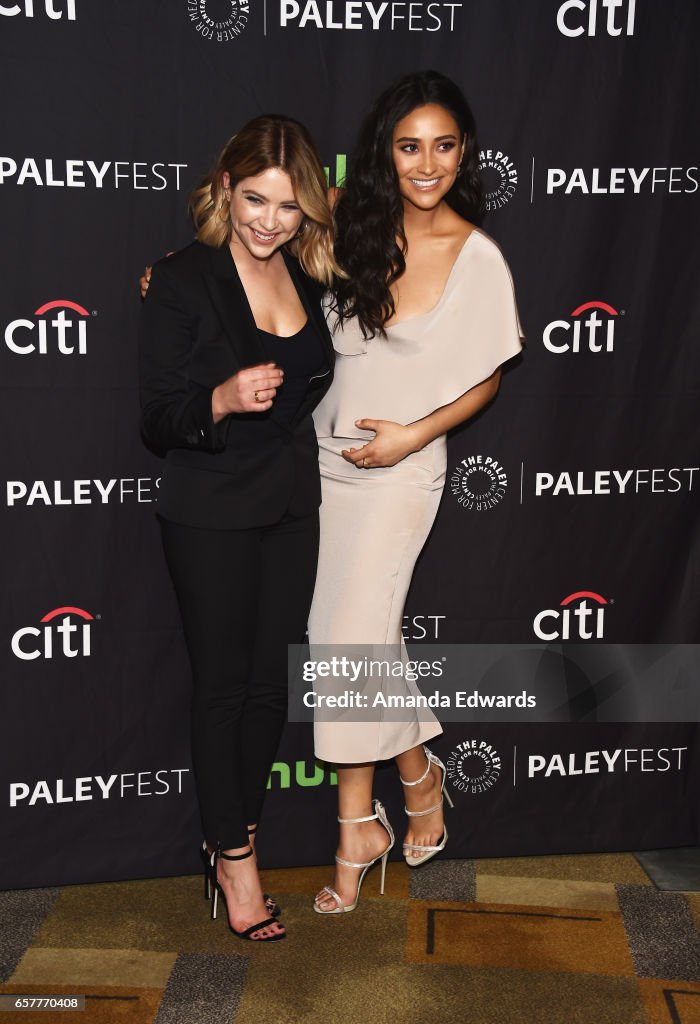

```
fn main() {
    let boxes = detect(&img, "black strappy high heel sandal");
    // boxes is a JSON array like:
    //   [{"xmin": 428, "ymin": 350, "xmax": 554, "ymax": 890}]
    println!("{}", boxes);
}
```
[
  {"xmin": 247, "ymin": 826, "xmax": 282, "ymax": 918},
  {"xmin": 200, "ymin": 835, "xmax": 281, "ymax": 918},
  {"xmin": 210, "ymin": 846, "xmax": 286, "ymax": 942}
]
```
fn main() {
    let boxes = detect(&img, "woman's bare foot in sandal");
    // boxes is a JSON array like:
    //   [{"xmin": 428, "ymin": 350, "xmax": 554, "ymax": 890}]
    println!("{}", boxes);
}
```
[
  {"xmin": 243, "ymin": 825, "xmax": 281, "ymax": 918},
  {"xmin": 397, "ymin": 746, "xmax": 452, "ymax": 866},
  {"xmin": 216, "ymin": 846, "xmax": 286, "ymax": 940},
  {"xmin": 314, "ymin": 801, "xmax": 394, "ymax": 913}
]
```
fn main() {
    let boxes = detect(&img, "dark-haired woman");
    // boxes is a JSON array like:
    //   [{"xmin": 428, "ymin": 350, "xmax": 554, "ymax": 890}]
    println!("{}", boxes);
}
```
[
  {"xmin": 139, "ymin": 116, "xmax": 340, "ymax": 940},
  {"xmin": 310, "ymin": 72, "xmax": 523, "ymax": 914}
]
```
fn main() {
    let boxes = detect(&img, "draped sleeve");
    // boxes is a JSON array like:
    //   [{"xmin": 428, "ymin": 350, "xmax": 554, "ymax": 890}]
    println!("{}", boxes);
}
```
[{"xmin": 314, "ymin": 228, "xmax": 524, "ymax": 440}]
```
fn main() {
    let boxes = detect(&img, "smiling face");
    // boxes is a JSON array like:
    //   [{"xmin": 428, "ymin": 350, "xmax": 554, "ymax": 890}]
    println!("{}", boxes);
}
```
[
  {"xmin": 391, "ymin": 103, "xmax": 465, "ymax": 211},
  {"xmin": 223, "ymin": 166, "xmax": 304, "ymax": 259}
]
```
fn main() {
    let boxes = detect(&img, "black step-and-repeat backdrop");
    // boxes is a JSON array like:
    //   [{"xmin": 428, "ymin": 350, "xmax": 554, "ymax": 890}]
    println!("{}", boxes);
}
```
[{"xmin": 1, "ymin": 1, "xmax": 698, "ymax": 888}]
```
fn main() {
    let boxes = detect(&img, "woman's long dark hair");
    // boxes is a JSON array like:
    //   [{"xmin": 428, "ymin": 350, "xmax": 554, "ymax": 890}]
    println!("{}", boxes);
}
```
[{"xmin": 332, "ymin": 70, "xmax": 483, "ymax": 338}]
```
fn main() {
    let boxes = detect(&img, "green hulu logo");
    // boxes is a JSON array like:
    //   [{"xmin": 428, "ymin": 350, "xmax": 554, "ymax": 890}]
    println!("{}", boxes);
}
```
[
  {"xmin": 267, "ymin": 761, "xmax": 338, "ymax": 789},
  {"xmin": 324, "ymin": 155, "xmax": 346, "ymax": 189}
]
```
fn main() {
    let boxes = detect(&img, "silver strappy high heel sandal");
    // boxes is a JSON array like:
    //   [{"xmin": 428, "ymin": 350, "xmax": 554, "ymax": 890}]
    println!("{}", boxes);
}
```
[
  {"xmin": 400, "ymin": 746, "xmax": 454, "ymax": 868},
  {"xmin": 314, "ymin": 799, "xmax": 395, "ymax": 914}
]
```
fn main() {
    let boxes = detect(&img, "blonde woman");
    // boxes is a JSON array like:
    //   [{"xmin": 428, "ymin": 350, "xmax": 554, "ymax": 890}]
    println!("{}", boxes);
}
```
[{"xmin": 139, "ymin": 115, "xmax": 339, "ymax": 942}]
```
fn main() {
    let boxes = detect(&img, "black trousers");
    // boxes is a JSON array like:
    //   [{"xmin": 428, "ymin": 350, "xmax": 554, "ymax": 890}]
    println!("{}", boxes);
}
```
[{"xmin": 160, "ymin": 511, "xmax": 319, "ymax": 849}]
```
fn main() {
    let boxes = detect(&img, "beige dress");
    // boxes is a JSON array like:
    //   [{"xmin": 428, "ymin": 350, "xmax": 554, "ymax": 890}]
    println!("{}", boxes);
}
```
[{"xmin": 309, "ymin": 228, "xmax": 523, "ymax": 763}]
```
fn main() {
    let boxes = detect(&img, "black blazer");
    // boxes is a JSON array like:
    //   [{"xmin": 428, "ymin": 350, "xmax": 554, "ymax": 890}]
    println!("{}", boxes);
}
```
[{"xmin": 139, "ymin": 241, "xmax": 335, "ymax": 529}]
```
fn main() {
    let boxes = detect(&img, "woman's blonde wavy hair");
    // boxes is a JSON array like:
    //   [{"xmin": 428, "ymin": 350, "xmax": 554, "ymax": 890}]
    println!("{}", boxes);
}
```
[{"xmin": 189, "ymin": 115, "xmax": 342, "ymax": 288}]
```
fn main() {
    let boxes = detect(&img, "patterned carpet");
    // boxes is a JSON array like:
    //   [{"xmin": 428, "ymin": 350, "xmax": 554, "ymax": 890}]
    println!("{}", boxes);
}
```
[{"xmin": 2, "ymin": 853, "xmax": 700, "ymax": 1023}]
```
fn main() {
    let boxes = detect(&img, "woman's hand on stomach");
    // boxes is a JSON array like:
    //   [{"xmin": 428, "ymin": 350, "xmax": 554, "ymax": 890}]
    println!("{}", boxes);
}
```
[{"xmin": 341, "ymin": 418, "xmax": 420, "ymax": 469}]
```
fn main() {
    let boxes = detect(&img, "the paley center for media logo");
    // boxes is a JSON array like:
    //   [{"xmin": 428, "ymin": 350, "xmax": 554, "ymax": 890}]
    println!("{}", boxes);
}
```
[
  {"xmin": 187, "ymin": 0, "xmax": 249, "ymax": 41},
  {"xmin": 450, "ymin": 454, "xmax": 507, "ymax": 511},
  {"xmin": 446, "ymin": 739, "xmax": 501, "ymax": 795},
  {"xmin": 479, "ymin": 149, "xmax": 517, "ymax": 211}
]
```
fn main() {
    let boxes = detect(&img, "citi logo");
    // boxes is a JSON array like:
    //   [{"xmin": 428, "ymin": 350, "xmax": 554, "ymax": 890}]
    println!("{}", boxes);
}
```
[
  {"xmin": 5, "ymin": 300, "xmax": 90, "ymax": 355},
  {"xmin": 557, "ymin": 0, "xmax": 636, "ymax": 37},
  {"xmin": 533, "ymin": 591, "xmax": 608, "ymax": 641},
  {"xmin": 543, "ymin": 300, "xmax": 620, "ymax": 354},
  {"xmin": 0, "ymin": 0, "xmax": 75, "ymax": 19},
  {"xmin": 11, "ymin": 606, "xmax": 95, "ymax": 661}
]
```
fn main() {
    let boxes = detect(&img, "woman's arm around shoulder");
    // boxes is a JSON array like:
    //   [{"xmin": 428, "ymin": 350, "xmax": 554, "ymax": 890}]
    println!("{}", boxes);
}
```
[{"xmin": 138, "ymin": 251, "xmax": 228, "ymax": 453}]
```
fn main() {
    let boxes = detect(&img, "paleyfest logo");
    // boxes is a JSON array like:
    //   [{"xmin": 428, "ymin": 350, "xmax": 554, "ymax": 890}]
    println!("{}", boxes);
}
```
[
  {"xmin": 9, "ymin": 769, "xmax": 192, "ymax": 808},
  {"xmin": 279, "ymin": 0, "xmax": 463, "ymax": 31},
  {"xmin": 532, "ymin": 465, "xmax": 699, "ymax": 498},
  {"xmin": 479, "ymin": 149, "xmax": 517, "ymax": 211},
  {"xmin": 545, "ymin": 165, "xmax": 698, "ymax": 197},
  {"xmin": 6, "ymin": 477, "xmax": 162, "ymax": 507},
  {"xmin": 0, "ymin": 158, "xmax": 187, "ymax": 190},
  {"xmin": 187, "ymin": 0, "xmax": 249, "ymax": 41}
]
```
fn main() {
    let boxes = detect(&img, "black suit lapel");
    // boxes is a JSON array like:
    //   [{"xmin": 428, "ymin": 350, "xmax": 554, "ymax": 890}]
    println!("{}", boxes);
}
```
[
  {"xmin": 195, "ymin": 241, "xmax": 334, "ymax": 432},
  {"xmin": 196, "ymin": 243, "xmax": 297, "ymax": 432},
  {"xmin": 198, "ymin": 243, "xmax": 267, "ymax": 368}
]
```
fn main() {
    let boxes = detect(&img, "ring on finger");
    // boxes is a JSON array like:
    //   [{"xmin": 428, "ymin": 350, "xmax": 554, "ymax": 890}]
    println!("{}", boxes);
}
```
[
  {"xmin": 362, "ymin": 457, "xmax": 370, "ymax": 468},
  {"xmin": 254, "ymin": 390, "xmax": 262, "ymax": 403}
]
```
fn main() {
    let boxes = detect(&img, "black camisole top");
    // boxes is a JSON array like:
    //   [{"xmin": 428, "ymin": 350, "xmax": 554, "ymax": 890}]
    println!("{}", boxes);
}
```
[{"xmin": 257, "ymin": 318, "xmax": 325, "ymax": 423}]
